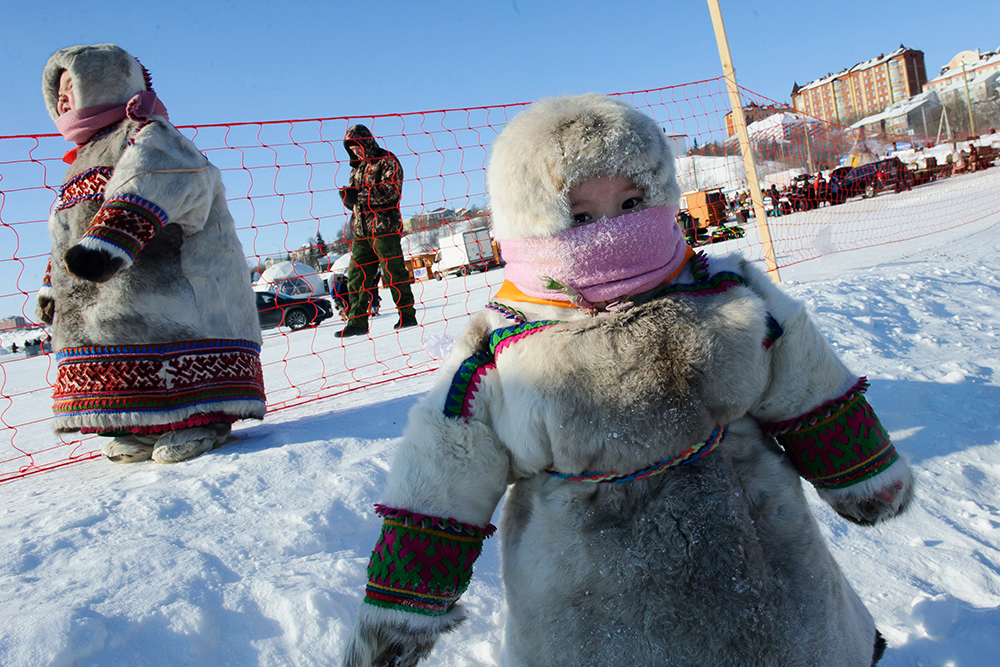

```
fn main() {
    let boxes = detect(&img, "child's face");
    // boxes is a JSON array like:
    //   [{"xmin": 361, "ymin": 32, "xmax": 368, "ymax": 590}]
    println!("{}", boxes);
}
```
[
  {"xmin": 56, "ymin": 71, "xmax": 75, "ymax": 116},
  {"xmin": 568, "ymin": 175, "xmax": 646, "ymax": 226}
]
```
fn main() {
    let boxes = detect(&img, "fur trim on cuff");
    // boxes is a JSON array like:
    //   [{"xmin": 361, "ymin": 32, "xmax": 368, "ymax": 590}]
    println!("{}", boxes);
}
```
[
  {"xmin": 355, "ymin": 599, "xmax": 466, "ymax": 635},
  {"xmin": 816, "ymin": 455, "xmax": 914, "ymax": 525},
  {"xmin": 487, "ymin": 93, "xmax": 681, "ymax": 240}
]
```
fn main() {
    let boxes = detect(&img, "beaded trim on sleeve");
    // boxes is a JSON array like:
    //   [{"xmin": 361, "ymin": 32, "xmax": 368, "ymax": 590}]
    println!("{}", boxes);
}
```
[
  {"xmin": 364, "ymin": 504, "xmax": 495, "ymax": 617},
  {"xmin": 762, "ymin": 377, "xmax": 898, "ymax": 489}
]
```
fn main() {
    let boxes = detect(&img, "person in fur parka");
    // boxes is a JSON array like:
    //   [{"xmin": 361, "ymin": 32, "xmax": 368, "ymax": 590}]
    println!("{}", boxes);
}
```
[
  {"xmin": 37, "ymin": 44, "xmax": 265, "ymax": 465},
  {"xmin": 341, "ymin": 94, "xmax": 912, "ymax": 666}
]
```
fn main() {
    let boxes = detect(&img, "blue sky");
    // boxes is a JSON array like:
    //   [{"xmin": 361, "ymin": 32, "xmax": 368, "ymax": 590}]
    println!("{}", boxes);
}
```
[{"xmin": 2, "ymin": 0, "xmax": 997, "ymax": 135}]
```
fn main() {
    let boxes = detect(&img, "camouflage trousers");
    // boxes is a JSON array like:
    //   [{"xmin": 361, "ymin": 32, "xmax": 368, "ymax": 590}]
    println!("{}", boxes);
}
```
[{"xmin": 346, "ymin": 234, "xmax": 415, "ymax": 326}]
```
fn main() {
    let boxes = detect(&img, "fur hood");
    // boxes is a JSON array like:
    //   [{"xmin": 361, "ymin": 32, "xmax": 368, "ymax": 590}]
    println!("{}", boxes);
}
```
[
  {"xmin": 487, "ymin": 93, "xmax": 682, "ymax": 240},
  {"xmin": 42, "ymin": 44, "xmax": 150, "ymax": 121},
  {"xmin": 344, "ymin": 124, "xmax": 387, "ymax": 168}
]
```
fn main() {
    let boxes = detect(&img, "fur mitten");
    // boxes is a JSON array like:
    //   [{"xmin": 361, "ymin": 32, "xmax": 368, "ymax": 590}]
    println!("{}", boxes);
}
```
[
  {"xmin": 64, "ymin": 244, "xmax": 124, "ymax": 283},
  {"xmin": 36, "ymin": 295, "xmax": 55, "ymax": 325},
  {"xmin": 341, "ymin": 610, "xmax": 461, "ymax": 667},
  {"xmin": 817, "ymin": 458, "xmax": 914, "ymax": 526}
]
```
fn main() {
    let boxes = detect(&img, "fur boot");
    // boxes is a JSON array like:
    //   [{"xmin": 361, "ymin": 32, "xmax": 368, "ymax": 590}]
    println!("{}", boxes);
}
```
[{"xmin": 151, "ymin": 423, "xmax": 231, "ymax": 464}]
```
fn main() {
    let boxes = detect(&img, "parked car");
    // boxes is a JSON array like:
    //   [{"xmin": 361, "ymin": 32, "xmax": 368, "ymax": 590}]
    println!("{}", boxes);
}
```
[
  {"xmin": 255, "ymin": 290, "xmax": 333, "ymax": 331},
  {"xmin": 831, "ymin": 157, "xmax": 911, "ymax": 202}
]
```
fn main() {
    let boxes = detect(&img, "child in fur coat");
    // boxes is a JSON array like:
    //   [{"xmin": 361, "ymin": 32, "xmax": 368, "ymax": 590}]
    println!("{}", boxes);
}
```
[
  {"xmin": 341, "ymin": 93, "xmax": 911, "ymax": 667},
  {"xmin": 37, "ymin": 44, "xmax": 266, "ymax": 464}
]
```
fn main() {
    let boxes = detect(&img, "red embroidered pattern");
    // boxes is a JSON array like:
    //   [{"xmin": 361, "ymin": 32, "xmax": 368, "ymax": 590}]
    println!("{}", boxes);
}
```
[
  {"xmin": 53, "ymin": 338, "xmax": 265, "ymax": 425},
  {"xmin": 85, "ymin": 194, "xmax": 168, "ymax": 261},
  {"xmin": 83, "ymin": 412, "xmax": 238, "ymax": 436},
  {"xmin": 57, "ymin": 166, "xmax": 114, "ymax": 211}
]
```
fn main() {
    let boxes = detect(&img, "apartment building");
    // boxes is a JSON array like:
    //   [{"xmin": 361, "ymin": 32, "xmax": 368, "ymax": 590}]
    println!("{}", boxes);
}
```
[
  {"xmin": 924, "ymin": 48, "xmax": 1000, "ymax": 103},
  {"xmin": 791, "ymin": 46, "xmax": 927, "ymax": 124}
]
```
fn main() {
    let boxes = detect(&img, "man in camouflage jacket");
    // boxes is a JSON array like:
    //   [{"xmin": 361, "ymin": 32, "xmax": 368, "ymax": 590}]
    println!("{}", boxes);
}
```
[{"xmin": 337, "ymin": 125, "xmax": 417, "ymax": 337}]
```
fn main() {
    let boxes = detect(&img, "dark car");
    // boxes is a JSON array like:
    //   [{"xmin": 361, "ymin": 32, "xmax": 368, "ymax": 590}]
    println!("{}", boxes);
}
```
[
  {"xmin": 255, "ymin": 290, "xmax": 333, "ymax": 331},
  {"xmin": 831, "ymin": 157, "xmax": 911, "ymax": 202}
]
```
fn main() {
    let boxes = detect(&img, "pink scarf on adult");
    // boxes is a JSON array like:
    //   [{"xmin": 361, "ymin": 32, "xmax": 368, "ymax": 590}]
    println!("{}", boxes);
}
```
[
  {"xmin": 55, "ymin": 91, "xmax": 169, "ymax": 146},
  {"xmin": 500, "ymin": 204, "xmax": 686, "ymax": 309}
]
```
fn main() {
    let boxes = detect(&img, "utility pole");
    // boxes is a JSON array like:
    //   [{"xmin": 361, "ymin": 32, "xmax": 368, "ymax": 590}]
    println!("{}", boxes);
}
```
[
  {"xmin": 706, "ymin": 0, "xmax": 779, "ymax": 281},
  {"xmin": 961, "ymin": 61, "xmax": 977, "ymax": 138}
]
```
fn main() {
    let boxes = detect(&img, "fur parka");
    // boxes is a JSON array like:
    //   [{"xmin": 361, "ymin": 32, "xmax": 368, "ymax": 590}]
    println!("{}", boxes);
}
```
[
  {"xmin": 343, "ymin": 254, "xmax": 912, "ymax": 667},
  {"xmin": 342, "ymin": 94, "xmax": 911, "ymax": 666},
  {"xmin": 38, "ymin": 44, "xmax": 265, "ymax": 434}
]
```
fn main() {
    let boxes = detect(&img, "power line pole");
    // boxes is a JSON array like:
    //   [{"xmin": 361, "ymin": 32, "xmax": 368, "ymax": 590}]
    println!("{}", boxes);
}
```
[{"xmin": 961, "ymin": 61, "xmax": 977, "ymax": 137}]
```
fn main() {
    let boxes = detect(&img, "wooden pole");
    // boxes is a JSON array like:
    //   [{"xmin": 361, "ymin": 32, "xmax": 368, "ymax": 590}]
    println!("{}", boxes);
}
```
[
  {"xmin": 961, "ymin": 61, "xmax": 977, "ymax": 138},
  {"xmin": 706, "ymin": 0, "xmax": 780, "ymax": 281}
]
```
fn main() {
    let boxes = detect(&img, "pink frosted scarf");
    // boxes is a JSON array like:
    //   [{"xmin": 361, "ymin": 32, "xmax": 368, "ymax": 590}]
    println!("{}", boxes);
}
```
[
  {"xmin": 500, "ymin": 204, "xmax": 685, "ymax": 308},
  {"xmin": 55, "ymin": 91, "xmax": 169, "ymax": 145}
]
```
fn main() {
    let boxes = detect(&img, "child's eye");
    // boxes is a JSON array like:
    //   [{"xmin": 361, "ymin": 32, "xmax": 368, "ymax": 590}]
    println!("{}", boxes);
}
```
[
  {"xmin": 622, "ymin": 197, "xmax": 642, "ymax": 211},
  {"xmin": 573, "ymin": 212, "xmax": 592, "ymax": 224}
]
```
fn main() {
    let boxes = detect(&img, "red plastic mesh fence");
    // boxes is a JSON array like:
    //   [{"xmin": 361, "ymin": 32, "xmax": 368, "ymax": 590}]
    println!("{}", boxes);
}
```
[{"xmin": 1, "ymin": 77, "xmax": 999, "ymax": 482}]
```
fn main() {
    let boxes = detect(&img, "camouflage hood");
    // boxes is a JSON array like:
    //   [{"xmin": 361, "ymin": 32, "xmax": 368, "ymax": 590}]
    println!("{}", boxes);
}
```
[{"xmin": 344, "ymin": 124, "xmax": 387, "ymax": 168}]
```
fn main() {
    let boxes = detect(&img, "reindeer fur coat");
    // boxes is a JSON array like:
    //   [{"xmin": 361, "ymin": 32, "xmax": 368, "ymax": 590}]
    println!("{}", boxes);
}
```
[{"xmin": 38, "ymin": 44, "xmax": 265, "ymax": 434}]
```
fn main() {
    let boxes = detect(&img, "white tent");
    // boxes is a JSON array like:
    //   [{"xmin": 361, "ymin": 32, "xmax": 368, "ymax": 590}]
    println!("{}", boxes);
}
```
[
  {"xmin": 254, "ymin": 261, "xmax": 325, "ymax": 297},
  {"xmin": 330, "ymin": 253, "xmax": 351, "ymax": 273}
]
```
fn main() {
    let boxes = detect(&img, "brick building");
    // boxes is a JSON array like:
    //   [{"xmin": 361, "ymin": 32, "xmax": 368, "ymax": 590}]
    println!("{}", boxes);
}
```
[
  {"xmin": 791, "ymin": 46, "xmax": 927, "ymax": 124},
  {"xmin": 723, "ymin": 102, "xmax": 790, "ymax": 137}
]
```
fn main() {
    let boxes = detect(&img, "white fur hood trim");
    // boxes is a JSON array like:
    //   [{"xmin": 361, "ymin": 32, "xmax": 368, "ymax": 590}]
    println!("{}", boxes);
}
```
[
  {"xmin": 487, "ymin": 93, "xmax": 681, "ymax": 240},
  {"xmin": 42, "ymin": 44, "xmax": 148, "ymax": 121}
]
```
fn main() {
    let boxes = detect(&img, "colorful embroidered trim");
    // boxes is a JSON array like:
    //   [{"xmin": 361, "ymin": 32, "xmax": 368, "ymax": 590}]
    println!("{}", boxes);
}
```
[
  {"xmin": 364, "ymin": 504, "xmax": 495, "ymax": 617},
  {"xmin": 89, "ymin": 122, "xmax": 121, "ymax": 143},
  {"xmin": 488, "ymin": 320, "xmax": 562, "ymax": 357},
  {"xmin": 653, "ymin": 252, "xmax": 747, "ymax": 298},
  {"xmin": 127, "ymin": 120, "xmax": 154, "ymax": 146},
  {"xmin": 442, "ymin": 352, "xmax": 495, "ymax": 420},
  {"xmin": 90, "ymin": 412, "xmax": 238, "ymax": 436},
  {"xmin": 84, "ymin": 194, "xmax": 168, "ymax": 262},
  {"xmin": 41, "ymin": 259, "xmax": 52, "ymax": 291},
  {"xmin": 57, "ymin": 166, "xmax": 114, "ymax": 211},
  {"xmin": 53, "ymin": 338, "xmax": 266, "ymax": 423},
  {"xmin": 762, "ymin": 377, "xmax": 898, "ymax": 489},
  {"xmin": 442, "ymin": 321, "xmax": 563, "ymax": 419},
  {"xmin": 763, "ymin": 313, "xmax": 784, "ymax": 350},
  {"xmin": 546, "ymin": 426, "xmax": 726, "ymax": 483},
  {"xmin": 485, "ymin": 301, "xmax": 528, "ymax": 324}
]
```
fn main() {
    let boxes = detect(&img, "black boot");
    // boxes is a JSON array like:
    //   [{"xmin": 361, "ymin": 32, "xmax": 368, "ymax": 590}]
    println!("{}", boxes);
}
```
[
  {"xmin": 394, "ymin": 313, "xmax": 418, "ymax": 330},
  {"xmin": 335, "ymin": 323, "xmax": 369, "ymax": 338}
]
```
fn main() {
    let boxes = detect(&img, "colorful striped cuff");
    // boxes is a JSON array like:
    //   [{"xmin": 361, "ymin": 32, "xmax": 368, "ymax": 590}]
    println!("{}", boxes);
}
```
[{"xmin": 364, "ymin": 505, "xmax": 494, "ymax": 617}]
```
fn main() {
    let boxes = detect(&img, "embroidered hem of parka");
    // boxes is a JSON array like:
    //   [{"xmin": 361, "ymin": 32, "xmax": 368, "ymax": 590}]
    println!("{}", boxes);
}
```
[{"xmin": 52, "ymin": 338, "xmax": 266, "ymax": 433}]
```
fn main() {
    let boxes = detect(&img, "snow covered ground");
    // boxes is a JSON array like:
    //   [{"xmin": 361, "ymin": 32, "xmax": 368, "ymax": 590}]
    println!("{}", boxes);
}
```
[{"xmin": 2, "ymin": 179, "xmax": 1000, "ymax": 666}]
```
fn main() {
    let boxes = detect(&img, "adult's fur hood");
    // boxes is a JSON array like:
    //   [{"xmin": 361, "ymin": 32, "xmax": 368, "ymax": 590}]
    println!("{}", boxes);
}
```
[
  {"xmin": 42, "ymin": 44, "xmax": 150, "ymax": 121},
  {"xmin": 488, "ymin": 93, "xmax": 682, "ymax": 240},
  {"xmin": 344, "ymin": 124, "xmax": 387, "ymax": 168}
]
